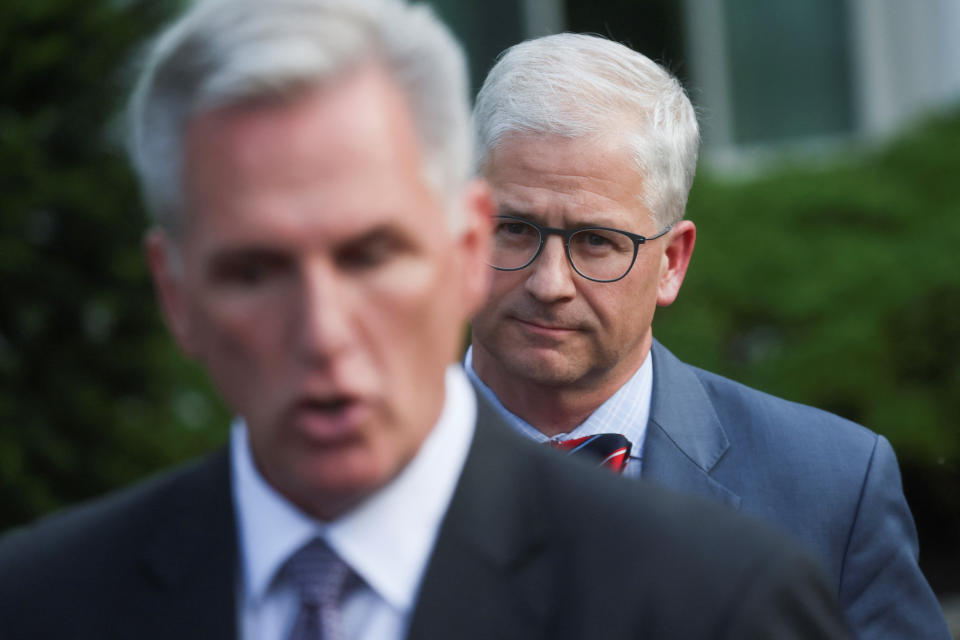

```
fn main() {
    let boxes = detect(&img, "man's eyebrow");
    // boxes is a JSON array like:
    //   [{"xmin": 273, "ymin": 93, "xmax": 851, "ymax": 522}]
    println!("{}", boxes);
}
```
[
  {"xmin": 207, "ymin": 246, "xmax": 290, "ymax": 268},
  {"xmin": 496, "ymin": 208, "xmax": 562, "ymax": 226},
  {"xmin": 333, "ymin": 221, "xmax": 418, "ymax": 256},
  {"xmin": 496, "ymin": 205, "xmax": 533, "ymax": 219},
  {"xmin": 495, "ymin": 208, "xmax": 628, "ymax": 230},
  {"xmin": 344, "ymin": 222, "xmax": 413, "ymax": 246}
]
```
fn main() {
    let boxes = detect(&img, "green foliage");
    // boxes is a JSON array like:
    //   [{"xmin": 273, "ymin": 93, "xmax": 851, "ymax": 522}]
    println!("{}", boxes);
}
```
[
  {"xmin": 656, "ymin": 109, "xmax": 960, "ymax": 467},
  {"xmin": 1, "ymin": 0, "xmax": 228, "ymax": 530}
]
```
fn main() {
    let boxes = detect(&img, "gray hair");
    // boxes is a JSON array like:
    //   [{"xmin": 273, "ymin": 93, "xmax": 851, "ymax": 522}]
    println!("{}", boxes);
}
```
[
  {"xmin": 128, "ymin": 0, "xmax": 473, "ymax": 234},
  {"xmin": 474, "ymin": 33, "xmax": 699, "ymax": 226}
]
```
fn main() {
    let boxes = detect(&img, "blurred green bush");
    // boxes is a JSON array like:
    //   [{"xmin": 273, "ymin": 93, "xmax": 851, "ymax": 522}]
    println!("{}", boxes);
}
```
[
  {"xmin": 0, "ymin": 0, "xmax": 229, "ymax": 530},
  {"xmin": 657, "ymin": 111, "xmax": 960, "ymax": 468}
]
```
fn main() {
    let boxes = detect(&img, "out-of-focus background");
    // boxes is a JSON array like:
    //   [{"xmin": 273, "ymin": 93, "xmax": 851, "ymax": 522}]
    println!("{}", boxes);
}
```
[{"xmin": 2, "ymin": 0, "xmax": 958, "ymax": 624}]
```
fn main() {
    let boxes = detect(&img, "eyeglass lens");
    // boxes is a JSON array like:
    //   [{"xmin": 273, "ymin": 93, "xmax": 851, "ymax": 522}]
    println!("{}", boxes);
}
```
[{"xmin": 491, "ymin": 219, "xmax": 636, "ymax": 281}]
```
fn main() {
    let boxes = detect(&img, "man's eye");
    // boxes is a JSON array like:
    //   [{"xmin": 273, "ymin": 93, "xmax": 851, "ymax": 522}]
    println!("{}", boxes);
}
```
[
  {"xmin": 572, "ymin": 230, "xmax": 630, "ymax": 254},
  {"xmin": 218, "ymin": 262, "xmax": 271, "ymax": 286},
  {"xmin": 573, "ymin": 232, "xmax": 613, "ymax": 251},
  {"xmin": 338, "ymin": 238, "xmax": 399, "ymax": 270},
  {"xmin": 211, "ymin": 254, "xmax": 288, "ymax": 287},
  {"xmin": 495, "ymin": 221, "xmax": 535, "ymax": 237}
]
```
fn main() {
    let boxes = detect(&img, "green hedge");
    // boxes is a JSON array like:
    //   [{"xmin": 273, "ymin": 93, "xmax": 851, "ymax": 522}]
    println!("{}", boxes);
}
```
[
  {"xmin": 0, "ymin": 0, "xmax": 228, "ymax": 530},
  {"xmin": 656, "ymin": 110, "xmax": 960, "ymax": 467}
]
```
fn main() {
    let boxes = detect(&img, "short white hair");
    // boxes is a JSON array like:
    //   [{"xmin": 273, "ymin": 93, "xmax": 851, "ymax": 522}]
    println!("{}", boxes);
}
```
[
  {"xmin": 474, "ymin": 33, "xmax": 699, "ymax": 226},
  {"xmin": 128, "ymin": 0, "xmax": 473, "ymax": 234}
]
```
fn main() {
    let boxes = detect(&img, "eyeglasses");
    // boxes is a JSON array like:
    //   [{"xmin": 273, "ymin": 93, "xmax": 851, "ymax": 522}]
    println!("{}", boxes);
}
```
[{"xmin": 489, "ymin": 215, "xmax": 673, "ymax": 283}]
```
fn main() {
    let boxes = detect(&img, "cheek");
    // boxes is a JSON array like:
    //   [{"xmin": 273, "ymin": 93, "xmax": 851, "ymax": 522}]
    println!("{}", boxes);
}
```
[
  {"xmin": 351, "ymin": 263, "xmax": 437, "ymax": 365},
  {"xmin": 477, "ymin": 270, "xmax": 524, "ymax": 314},
  {"xmin": 190, "ymin": 297, "xmax": 290, "ymax": 395},
  {"xmin": 359, "ymin": 263, "xmax": 457, "ymax": 450},
  {"xmin": 394, "ymin": 264, "xmax": 462, "ymax": 356},
  {"xmin": 584, "ymin": 277, "xmax": 646, "ymax": 329},
  {"xmin": 607, "ymin": 277, "xmax": 659, "ymax": 333}
]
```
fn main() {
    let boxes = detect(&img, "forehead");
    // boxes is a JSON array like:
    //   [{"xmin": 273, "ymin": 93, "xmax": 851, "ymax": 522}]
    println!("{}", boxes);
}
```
[
  {"xmin": 484, "ymin": 133, "xmax": 650, "ymax": 227},
  {"xmin": 180, "ymin": 65, "xmax": 441, "ymax": 247}
]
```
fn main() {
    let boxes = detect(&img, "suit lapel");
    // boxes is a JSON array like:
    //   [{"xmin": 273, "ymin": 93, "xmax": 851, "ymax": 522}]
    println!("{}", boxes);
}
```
[
  {"xmin": 406, "ymin": 394, "xmax": 554, "ymax": 640},
  {"xmin": 133, "ymin": 450, "xmax": 238, "ymax": 640},
  {"xmin": 643, "ymin": 340, "xmax": 741, "ymax": 510}
]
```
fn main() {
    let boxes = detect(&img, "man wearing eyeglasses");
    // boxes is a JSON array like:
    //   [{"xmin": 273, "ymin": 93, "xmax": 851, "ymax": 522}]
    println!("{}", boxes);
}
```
[{"xmin": 467, "ymin": 34, "xmax": 950, "ymax": 640}]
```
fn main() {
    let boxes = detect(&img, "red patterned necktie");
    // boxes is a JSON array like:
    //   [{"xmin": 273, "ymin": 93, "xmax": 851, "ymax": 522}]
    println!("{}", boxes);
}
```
[{"xmin": 551, "ymin": 434, "xmax": 632, "ymax": 473}]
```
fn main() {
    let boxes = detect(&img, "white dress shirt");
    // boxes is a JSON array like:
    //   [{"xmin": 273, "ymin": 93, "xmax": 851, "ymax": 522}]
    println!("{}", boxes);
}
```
[
  {"xmin": 231, "ymin": 365, "xmax": 477, "ymax": 640},
  {"xmin": 465, "ymin": 346, "xmax": 653, "ymax": 477}
]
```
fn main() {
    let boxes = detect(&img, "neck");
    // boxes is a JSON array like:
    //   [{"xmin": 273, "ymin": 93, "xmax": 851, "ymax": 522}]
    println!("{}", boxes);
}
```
[{"xmin": 472, "ymin": 338, "xmax": 651, "ymax": 438}]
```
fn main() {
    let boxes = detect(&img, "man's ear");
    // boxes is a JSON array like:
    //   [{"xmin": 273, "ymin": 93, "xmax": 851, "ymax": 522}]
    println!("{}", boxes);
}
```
[
  {"xmin": 656, "ymin": 219, "xmax": 696, "ymax": 307},
  {"xmin": 455, "ymin": 178, "xmax": 494, "ymax": 316},
  {"xmin": 144, "ymin": 228, "xmax": 198, "ymax": 357}
]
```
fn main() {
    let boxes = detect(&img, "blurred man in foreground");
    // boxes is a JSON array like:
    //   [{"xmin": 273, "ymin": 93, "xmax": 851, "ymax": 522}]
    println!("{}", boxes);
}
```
[
  {"xmin": 468, "ymin": 33, "xmax": 949, "ymax": 639},
  {"xmin": 0, "ymin": 2, "xmax": 849, "ymax": 638}
]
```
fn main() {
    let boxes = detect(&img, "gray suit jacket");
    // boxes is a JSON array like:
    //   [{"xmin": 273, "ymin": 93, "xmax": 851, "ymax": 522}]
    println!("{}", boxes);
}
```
[
  {"xmin": 643, "ymin": 339, "xmax": 949, "ymax": 639},
  {"xmin": 0, "ymin": 392, "xmax": 850, "ymax": 639}
]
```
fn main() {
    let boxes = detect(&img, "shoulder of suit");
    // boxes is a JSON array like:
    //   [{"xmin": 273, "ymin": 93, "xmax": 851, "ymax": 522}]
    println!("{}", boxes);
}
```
[
  {"xmin": 0, "ymin": 448, "xmax": 229, "ymax": 573},
  {"xmin": 680, "ymin": 355, "xmax": 881, "ymax": 451},
  {"xmin": 531, "ymin": 443, "xmax": 824, "ymax": 587},
  {"xmin": 528, "ymin": 439, "xmax": 778, "ymax": 551}
]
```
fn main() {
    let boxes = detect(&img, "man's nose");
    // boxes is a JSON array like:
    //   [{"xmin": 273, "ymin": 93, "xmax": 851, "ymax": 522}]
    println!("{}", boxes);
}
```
[
  {"xmin": 523, "ymin": 235, "xmax": 577, "ymax": 302},
  {"xmin": 297, "ymin": 264, "xmax": 353, "ymax": 364}
]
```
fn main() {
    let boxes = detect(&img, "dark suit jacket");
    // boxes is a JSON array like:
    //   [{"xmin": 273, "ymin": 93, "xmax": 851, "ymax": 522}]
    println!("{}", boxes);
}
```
[
  {"xmin": 642, "ymin": 340, "xmax": 950, "ymax": 639},
  {"xmin": 0, "ymin": 393, "xmax": 848, "ymax": 639}
]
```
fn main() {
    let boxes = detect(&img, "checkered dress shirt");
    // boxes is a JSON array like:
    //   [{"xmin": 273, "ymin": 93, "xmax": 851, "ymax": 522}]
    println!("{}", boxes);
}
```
[{"xmin": 464, "ymin": 346, "xmax": 653, "ymax": 477}]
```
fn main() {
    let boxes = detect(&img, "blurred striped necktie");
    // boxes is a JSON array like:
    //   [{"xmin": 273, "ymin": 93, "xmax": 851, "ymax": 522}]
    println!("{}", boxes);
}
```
[{"xmin": 284, "ymin": 538, "xmax": 354, "ymax": 640}]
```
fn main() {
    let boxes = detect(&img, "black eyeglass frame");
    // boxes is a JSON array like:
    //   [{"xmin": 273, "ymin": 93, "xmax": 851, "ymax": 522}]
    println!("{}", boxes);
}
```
[{"xmin": 490, "ymin": 215, "xmax": 674, "ymax": 283}]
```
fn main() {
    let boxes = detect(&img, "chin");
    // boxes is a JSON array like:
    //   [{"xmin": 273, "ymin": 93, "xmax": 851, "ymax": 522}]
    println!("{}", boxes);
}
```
[
  {"xmin": 285, "ymin": 450, "xmax": 393, "ymax": 517},
  {"xmin": 508, "ymin": 353, "xmax": 587, "ymax": 387}
]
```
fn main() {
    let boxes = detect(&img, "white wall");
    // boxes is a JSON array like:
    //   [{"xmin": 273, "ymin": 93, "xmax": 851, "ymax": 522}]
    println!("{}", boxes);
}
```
[
  {"xmin": 684, "ymin": 0, "xmax": 960, "ymax": 155},
  {"xmin": 850, "ymin": 0, "xmax": 960, "ymax": 137}
]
